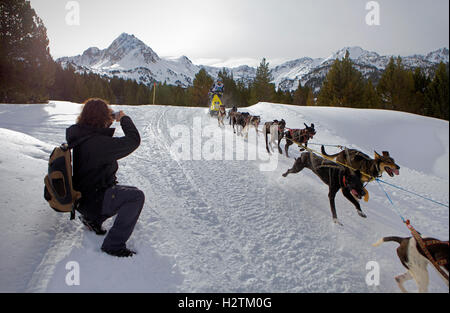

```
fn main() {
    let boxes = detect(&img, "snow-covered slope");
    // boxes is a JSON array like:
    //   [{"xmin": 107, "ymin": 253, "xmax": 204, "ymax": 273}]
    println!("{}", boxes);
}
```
[
  {"xmin": 271, "ymin": 57, "xmax": 324, "ymax": 91},
  {"xmin": 0, "ymin": 101, "xmax": 448, "ymax": 293},
  {"xmin": 57, "ymin": 33, "xmax": 449, "ymax": 91}
]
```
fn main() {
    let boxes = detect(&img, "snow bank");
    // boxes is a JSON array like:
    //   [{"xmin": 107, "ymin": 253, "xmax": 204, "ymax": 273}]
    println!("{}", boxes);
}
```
[{"xmin": 0, "ymin": 128, "xmax": 56, "ymax": 292}]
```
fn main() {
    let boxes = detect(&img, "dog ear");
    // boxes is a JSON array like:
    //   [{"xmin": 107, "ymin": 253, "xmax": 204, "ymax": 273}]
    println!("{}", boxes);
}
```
[
  {"xmin": 311, "ymin": 123, "xmax": 315, "ymax": 129},
  {"xmin": 382, "ymin": 151, "xmax": 390, "ymax": 157},
  {"xmin": 374, "ymin": 151, "xmax": 382, "ymax": 159},
  {"xmin": 304, "ymin": 123, "xmax": 308, "ymax": 128}
]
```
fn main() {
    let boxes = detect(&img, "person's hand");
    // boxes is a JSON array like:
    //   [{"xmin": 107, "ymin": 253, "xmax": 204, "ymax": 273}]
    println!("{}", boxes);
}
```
[{"xmin": 116, "ymin": 110, "xmax": 126, "ymax": 122}]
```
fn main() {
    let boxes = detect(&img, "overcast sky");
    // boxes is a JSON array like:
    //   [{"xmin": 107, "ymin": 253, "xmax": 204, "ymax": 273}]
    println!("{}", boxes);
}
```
[{"xmin": 29, "ymin": 0, "xmax": 449, "ymax": 67}]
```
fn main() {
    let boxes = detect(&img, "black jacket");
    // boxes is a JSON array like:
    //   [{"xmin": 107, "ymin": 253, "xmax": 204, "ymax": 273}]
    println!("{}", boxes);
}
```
[{"xmin": 66, "ymin": 116, "xmax": 141, "ymax": 217}]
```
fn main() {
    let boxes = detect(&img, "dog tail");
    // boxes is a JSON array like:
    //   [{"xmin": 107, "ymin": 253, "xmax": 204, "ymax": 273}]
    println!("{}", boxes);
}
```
[
  {"xmin": 372, "ymin": 237, "xmax": 405, "ymax": 247},
  {"xmin": 321, "ymin": 145, "xmax": 340, "ymax": 158}
]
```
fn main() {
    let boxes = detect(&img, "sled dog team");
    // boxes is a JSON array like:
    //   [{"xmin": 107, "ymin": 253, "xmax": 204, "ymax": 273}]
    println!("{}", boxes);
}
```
[{"xmin": 220, "ymin": 106, "xmax": 449, "ymax": 293}]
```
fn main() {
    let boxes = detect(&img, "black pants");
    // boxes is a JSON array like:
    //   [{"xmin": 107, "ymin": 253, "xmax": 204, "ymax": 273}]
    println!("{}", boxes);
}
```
[{"xmin": 100, "ymin": 185, "xmax": 145, "ymax": 251}]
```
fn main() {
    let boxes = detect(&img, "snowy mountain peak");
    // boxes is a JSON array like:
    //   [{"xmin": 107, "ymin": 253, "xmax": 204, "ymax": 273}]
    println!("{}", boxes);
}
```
[
  {"xmin": 178, "ymin": 55, "xmax": 193, "ymax": 65},
  {"xmin": 84, "ymin": 47, "xmax": 100, "ymax": 55},
  {"xmin": 108, "ymin": 33, "xmax": 147, "ymax": 53},
  {"xmin": 104, "ymin": 32, "xmax": 160, "ymax": 65},
  {"xmin": 323, "ymin": 46, "xmax": 380, "ymax": 64},
  {"xmin": 117, "ymin": 32, "xmax": 136, "ymax": 41},
  {"xmin": 426, "ymin": 48, "xmax": 449, "ymax": 63}
]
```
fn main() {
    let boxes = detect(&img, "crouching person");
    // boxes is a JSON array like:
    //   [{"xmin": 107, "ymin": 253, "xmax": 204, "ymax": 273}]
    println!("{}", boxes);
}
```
[{"xmin": 66, "ymin": 98, "xmax": 144, "ymax": 258}]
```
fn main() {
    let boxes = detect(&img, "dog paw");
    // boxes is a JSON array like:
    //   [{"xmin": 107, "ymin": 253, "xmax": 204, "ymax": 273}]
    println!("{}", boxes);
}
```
[
  {"xmin": 333, "ymin": 218, "xmax": 344, "ymax": 226},
  {"xmin": 282, "ymin": 173, "xmax": 288, "ymax": 177},
  {"xmin": 358, "ymin": 211, "xmax": 367, "ymax": 218}
]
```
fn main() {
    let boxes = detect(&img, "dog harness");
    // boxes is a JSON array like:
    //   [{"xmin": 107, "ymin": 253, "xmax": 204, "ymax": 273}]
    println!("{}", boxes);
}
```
[
  {"xmin": 406, "ymin": 221, "xmax": 449, "ymax": 280},
  {"xmin": 424, "ymin": 239, "xmax": 450, "ymax": 266},
  {"xmin": 287, "ymin": 128, "xmax": 310, "ymax": 144}
]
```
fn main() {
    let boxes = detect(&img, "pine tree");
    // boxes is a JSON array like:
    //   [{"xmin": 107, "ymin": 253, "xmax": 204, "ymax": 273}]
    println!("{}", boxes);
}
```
[
  {"xmin": 293, "ymin": 82, "xmax": 310, "ymax": 106},
  {"xmin": 317, "ymin": 50, "xmax": 365, "ymax": 107},
  {"xmin": 362, "ymin": 80, "xmax": 380, "ymax": 109},
  {"xmin": 425, "ymin": 62, "xmax": 449, "ymax": 120},
  {"xmin": 306, "ymin": 89, "xmax": 315, "ymax": 106},
  {"xmin": 376, "ymin": 57, "xmax": 415, "ymax": 112},
  {"xmin": 235, "ymin": 79, "xmax": 251, "ymax": 108},
  {"xmin": 189, "ymin": 68, "xmax": 214, "ymax": 107},
  {"xmin": 250, "ymin": 58, "xmax": 275, "ymax": 104},
  {"xmin": 172, "ymin": 85, "xmax": 186, "ymax": 106},
  {"xmin": 136, "ymin": 84, "xmax": 149, "ymax": 104},
  {"xmin": 412, "ymin": 68, "xmax": 431, "ymax": 115},
  {"xmin": 0, "ymin": 0, "xmax": 54, "ymax": 102}
]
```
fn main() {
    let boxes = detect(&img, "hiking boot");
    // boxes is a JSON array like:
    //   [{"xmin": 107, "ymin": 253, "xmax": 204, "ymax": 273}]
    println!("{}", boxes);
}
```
[
  {"xmin": 101, "ymin": 247, "xmax": 136, "ymax": 258},
  {"xmin": 79, "ymin": 216, "xmax": 107, "ymax": 236}
]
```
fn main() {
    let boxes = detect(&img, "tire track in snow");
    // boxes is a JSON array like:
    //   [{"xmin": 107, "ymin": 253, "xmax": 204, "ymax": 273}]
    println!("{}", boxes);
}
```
[{"xmin": 120, "ymin": 107, "xmax": 242, "ymax": 291}]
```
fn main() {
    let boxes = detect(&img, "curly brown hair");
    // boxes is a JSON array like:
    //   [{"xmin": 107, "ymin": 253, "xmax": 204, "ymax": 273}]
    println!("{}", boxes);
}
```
[{"xmin": 77, "ymin": 98, "xmax": 113, "ymax": 128}]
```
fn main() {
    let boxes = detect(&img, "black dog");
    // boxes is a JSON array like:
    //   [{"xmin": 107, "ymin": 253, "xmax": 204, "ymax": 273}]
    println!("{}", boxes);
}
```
[
  {"xmin": 282, "ymin": 152, "xmax": 367, "ymax": 225},
  {"xmin": 284, "ymin": 123, "xmax": 316, "ymax": 158},
  {"xmin": 232, "ymin": 112, "xmax": 250, "ymax": 135},
  {"xmin": 227, "ymin": 106, "xmax": 238, "ymax": 125}
]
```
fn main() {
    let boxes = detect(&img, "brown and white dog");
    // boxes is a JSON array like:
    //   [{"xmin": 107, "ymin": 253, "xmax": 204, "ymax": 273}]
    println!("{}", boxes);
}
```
[
  {"xmin": 217, "ymin": 105, "xmax": 226, "ymax": 127},
  {"xmin": 373, "ymin": 236, "xmax": 449, "ymax": 293},
  {"xmin": 264, "ymin": 119, "xmax": 286, "ymax": 154},
  {"xmin": 243, "ymin": 115, "xmax": 261, "ymax": 138}
]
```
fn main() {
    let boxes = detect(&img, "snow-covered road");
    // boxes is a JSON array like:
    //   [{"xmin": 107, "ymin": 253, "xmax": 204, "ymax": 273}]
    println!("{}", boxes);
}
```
[{"xmin": 0, "ymin": 101, "xmax": 448, "ymax": 293}]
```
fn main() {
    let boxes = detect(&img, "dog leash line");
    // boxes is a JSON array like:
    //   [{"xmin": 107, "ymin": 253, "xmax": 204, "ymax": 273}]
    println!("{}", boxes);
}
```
[
  {"xmin": 376, "ymin": 179, "xmax": 448, "ymax": 280},
  {"xmin": 307, "ymin": 142, "xmax": 344, "ymax": 149},
  {"xmin": 375, "ymin": 179, "xmax": 407, "ymax": 223},
  {"xmin": 376, "ymin": 178, "xmax": 449, "ymax": 209},
  {"xmin": 285, "ymin": 136, "xmax": 449, "ymax": 209}
]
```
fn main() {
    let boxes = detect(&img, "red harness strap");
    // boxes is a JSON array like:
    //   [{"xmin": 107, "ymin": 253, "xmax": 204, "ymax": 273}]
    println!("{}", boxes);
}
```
[
  {"xmin": 288, "ymin": 128, "xmax": 299, "ymax": 137},
  {"xmin": 288, "ymin": 128, "xmax": 308, "ymax": 141}
]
